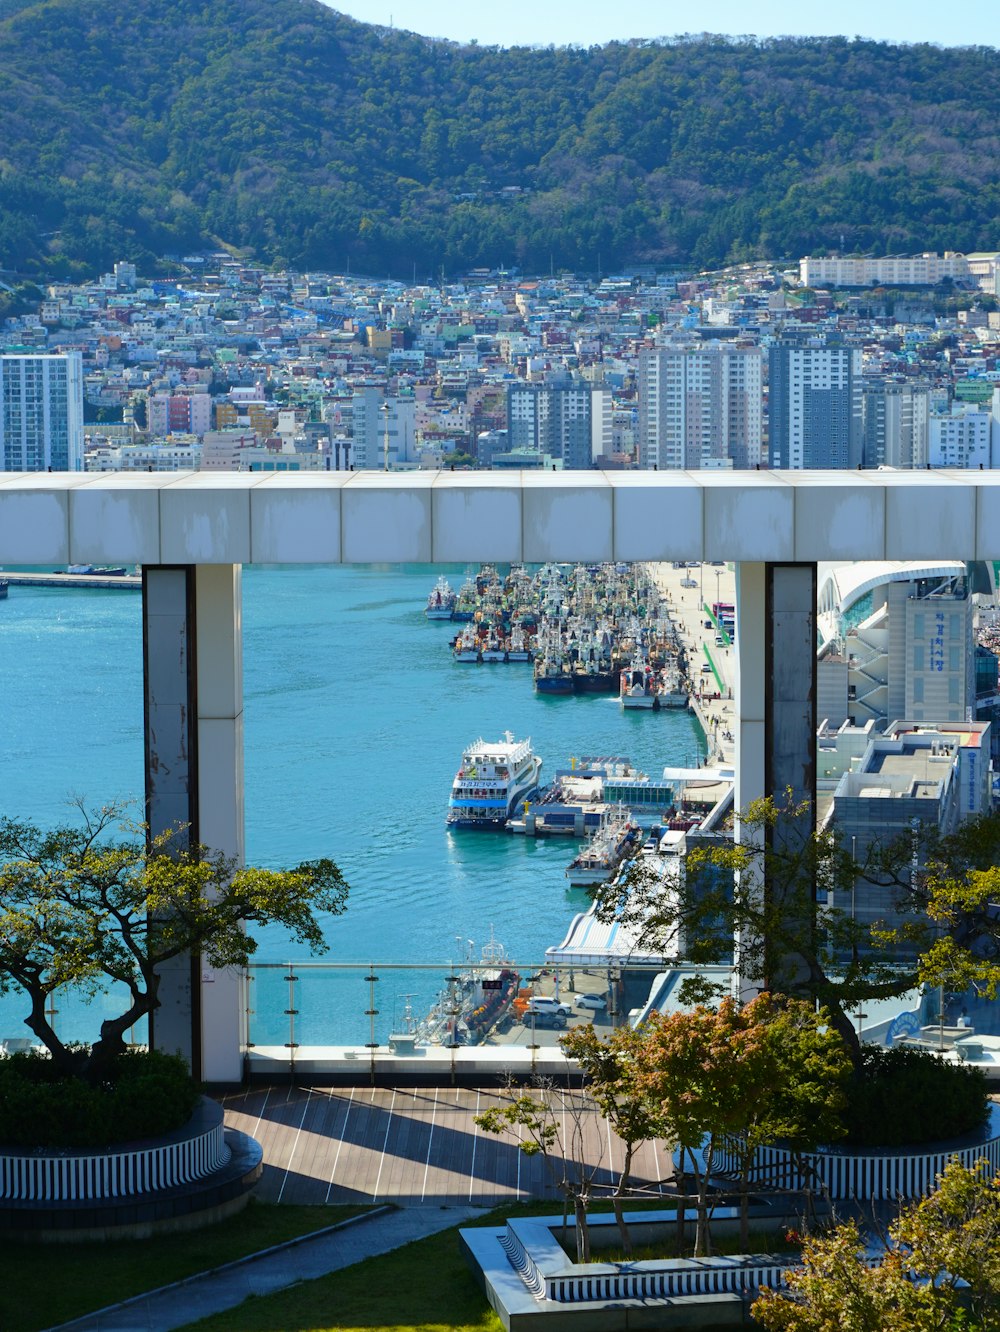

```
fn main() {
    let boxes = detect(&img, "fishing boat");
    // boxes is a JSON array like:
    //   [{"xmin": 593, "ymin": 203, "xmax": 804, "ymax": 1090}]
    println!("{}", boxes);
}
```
[
  {"xmin": 480, "ymin": 631, "xmax": 508, "ymax": 663},
  {"xmin": 447, "ymin": 732, "xmax": 542, "ymax": 828},
  {"xmin": 453, "ymin": 624, "xmax": 482, "ymax": 663},
  {"xmin": 425, "ymin": 575, "xmax": 456, "ymax": 620},
  {"xmin": 657, "ymin": 665, "xmax": 689, "ymax": 709},
  {"xmin": 620, "ymin": 650, "xmax": 656, "ymax": 708},
  {"xmin": 413, "ymin": 931, "xmax": 520, "ymax": 1046},
  {"xmin": 533, "ymin": 622, "xmax": 574, "ymax": 694},
  {"xmin": 451, "ymin": 576, "xmax": 477, "ymax": 622},
  {"xmin": 565, "ymin": 807, "xmax": 641, "ymax": 889},
  {"xmin": 506, "ymin": 624, "xmax": 533, "ymax": 662}
]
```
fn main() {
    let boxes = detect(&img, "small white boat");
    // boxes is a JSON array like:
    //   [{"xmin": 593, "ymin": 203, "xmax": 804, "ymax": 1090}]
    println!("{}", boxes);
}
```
[
  {"xmin": 566, "ymin": 807, "xmax": 641, "ymax": 888},
  {"xmin": 657, "ymin": 666, "xmax": 689, "ymax": 709}
]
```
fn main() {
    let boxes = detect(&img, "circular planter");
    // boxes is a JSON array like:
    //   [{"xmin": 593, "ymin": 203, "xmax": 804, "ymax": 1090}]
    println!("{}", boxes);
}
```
[
  {"xmin": 710, "ymin": 1101, "xmax": 1000, "ymax": 1202},
  {"xmin": 0, "ymin": 1097, "xmax": 262, "ymax": 1240}
]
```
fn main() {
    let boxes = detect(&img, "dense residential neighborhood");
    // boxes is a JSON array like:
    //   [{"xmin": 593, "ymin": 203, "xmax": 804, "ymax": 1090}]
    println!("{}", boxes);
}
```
[{"xmin": 3, "ymin": 251, "xmax": 1000, "ymax": 476}]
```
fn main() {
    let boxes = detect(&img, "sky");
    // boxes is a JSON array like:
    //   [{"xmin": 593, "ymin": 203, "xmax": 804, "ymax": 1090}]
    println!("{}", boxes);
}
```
[{"xmin": 323, "ymin": 1, "xmax": 1000, "ymax": 50}]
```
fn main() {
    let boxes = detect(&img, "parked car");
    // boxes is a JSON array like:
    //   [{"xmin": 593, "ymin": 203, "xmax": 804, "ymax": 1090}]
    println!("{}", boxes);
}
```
[
  {"xmin": 525, "ymin": 996, "xmax": 573, "ymax": 1026},
  {"xmin": 575, "ymin": 993, "xmax": 607, "ymax": 1011}
]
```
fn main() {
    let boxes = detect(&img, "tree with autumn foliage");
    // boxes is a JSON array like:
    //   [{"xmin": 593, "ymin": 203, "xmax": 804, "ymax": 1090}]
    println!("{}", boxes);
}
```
[
  {"xmin": 753, "ymin": 1159, "xmax": 1000, "ymax": 1331},
  {"xmin": 594, "ymin": 796, "xmax": 1000, "ymax": 1070},
  {"xmin": 634, "ymin": 995, "xmax": 851, "ymax": 1255},
  {"xmin": 0, "ymin": 805, "xmax": 348, "ymax": 1083}
]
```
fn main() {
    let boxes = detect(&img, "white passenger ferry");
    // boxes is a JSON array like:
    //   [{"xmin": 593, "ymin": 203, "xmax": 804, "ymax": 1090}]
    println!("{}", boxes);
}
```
[{"xmin": 447, "ymin": 732, "xmax": 543, "ymax": 829}]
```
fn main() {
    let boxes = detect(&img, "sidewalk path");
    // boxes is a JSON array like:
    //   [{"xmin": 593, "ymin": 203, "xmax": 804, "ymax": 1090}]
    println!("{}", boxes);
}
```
[{"xmin": 50, "ymin": 1204, "xmax": 485, "ymax": 1332}]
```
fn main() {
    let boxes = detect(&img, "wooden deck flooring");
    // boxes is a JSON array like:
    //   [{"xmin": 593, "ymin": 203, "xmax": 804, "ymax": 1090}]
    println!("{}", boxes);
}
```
[{"xmin": 221, "ymin": 1085, "xmax": 673, "ymax": 1206}]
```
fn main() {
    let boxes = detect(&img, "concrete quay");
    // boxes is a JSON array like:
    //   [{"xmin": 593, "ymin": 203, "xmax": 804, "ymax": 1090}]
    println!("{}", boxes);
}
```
[
  {"xmin": 0, "ymin": 567, "xmax": 140, "ymax": 590},
  {"xmin": 650, "ymin": 560, "xmax": 736, "ymax": 768}
]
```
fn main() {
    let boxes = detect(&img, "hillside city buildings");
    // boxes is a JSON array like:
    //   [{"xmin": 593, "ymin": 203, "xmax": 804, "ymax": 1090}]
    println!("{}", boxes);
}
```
[{"xmin": 2, "ymin": 249, "xmax": 1000, "ymax": 476}]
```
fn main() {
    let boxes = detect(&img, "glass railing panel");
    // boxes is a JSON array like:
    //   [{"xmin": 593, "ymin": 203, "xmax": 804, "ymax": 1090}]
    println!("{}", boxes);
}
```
[{"xmin": 245, "ymin": 959, "xmax": 675, "ymax": 1057}]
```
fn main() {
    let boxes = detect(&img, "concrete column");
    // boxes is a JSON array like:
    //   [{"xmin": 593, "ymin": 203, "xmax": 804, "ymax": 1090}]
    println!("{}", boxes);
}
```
[
  {"xmin": 734, "ymin": 561, "xmax": 817, "ymax": 994},
  {"xmin": 143, "ymin": 565, "xmax": 245, "ymax": 1085},
  {"xmin": 734, "ymin": 562, "xmax": 766, "ymax": 1000},
  {"xmin": 194, "ymin": 565, "xmax": 246, "ymax": 1085},
  {"xmin": 766, "ymin": 564, "xmax": 817, "ymax": 832}
]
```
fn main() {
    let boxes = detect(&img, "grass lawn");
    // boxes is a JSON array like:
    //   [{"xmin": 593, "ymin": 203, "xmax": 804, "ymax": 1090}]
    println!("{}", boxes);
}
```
[
  {"xmin": 0, "ymin": 1201, "xmax": 374, "ymax": 1332},
  {"xmin": 180, "ymin": 1199, "xmax": 686, "ymax": 1332},
  {"xmin": 182, "ymin": 1210, "xmax": 507, "ymax": 1332}
]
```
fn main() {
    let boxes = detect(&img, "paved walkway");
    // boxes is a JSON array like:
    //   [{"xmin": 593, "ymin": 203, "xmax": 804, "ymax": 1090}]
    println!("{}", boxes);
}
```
[
  {"xmin": 52, "ymin": 1204, "xmax": 484, "ymax": 1332},
  {"xmin": 220, "ymin": 1084, "xmax": 672, "ymax": 1206},
  {"xmin": 53, "ymin": 1084, "xmax": 673, "ymax": 1331},
  {"xmin": 653, "ymin": 561, "xmax": 737, "ymax": 766}
]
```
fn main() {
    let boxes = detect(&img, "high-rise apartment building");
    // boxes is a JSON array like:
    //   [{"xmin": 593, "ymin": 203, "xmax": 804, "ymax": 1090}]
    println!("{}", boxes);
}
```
[
  {"xmin": 637, "ymin": 343, "xmax": 762, "ymax": 470},
  {"xmin": 768, "ymin": 336, "xmax": 862, "ymax": 469},
  {"xmin": 506, "ymin": 380, "xmax": 607, "ymax": 469},
  {"xmin": 928, "ymin": 407, "xmax": 992, "ymax": 468},
  {"xmin": 861, "ymin": 380, "xmax": 929, "ymax": 469},
  {"xmin": 0, "ymin": 353, "xmax": 84, "ymax": 471}
]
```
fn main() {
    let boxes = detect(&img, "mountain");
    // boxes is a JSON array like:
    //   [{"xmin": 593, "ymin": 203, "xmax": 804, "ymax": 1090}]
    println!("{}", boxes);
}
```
[{"xmin": 0, "ymin": 0, "xmax": 998, "ymax": 277}]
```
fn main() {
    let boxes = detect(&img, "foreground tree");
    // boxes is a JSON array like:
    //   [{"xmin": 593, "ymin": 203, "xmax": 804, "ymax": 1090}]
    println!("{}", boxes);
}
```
[
  {"xmin": 753, "ymin": 1160, "xmax": 1000, "ymax": 1331},
  {"xmin": 0, "ymin": 805, "xmax": 348, "ymax": 1082},
  {"xmin": 634, "ymin": 995, "xmax": 850, "ymax": 1255},
  {"xmin": 560, "ymin": 1021, "xmax": 668, "ymax": 1256},
  {"xmin": 475, "ymin": 1078, "xmax": 605, "ymax": 1262},
  {"xmin": 594, "ymin": 796, "xmax": 1000, "ymax": 1067}
]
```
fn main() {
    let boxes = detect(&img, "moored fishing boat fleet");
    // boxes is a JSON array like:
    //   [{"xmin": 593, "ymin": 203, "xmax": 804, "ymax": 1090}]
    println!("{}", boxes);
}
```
[{"xmin": 425, "ymin": 561, "xmax": 693, "ymax": 708}]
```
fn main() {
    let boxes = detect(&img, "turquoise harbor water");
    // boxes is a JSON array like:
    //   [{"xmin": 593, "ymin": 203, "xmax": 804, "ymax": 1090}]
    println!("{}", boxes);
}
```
[{"xmin": 0, "ymin": 565, "xmax": 704, "ymax": 1046}]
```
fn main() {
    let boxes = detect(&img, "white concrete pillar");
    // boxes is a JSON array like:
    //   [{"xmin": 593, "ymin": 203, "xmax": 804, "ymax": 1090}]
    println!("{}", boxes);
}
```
[
  {"xmin": 143, "ymin": 565, "xmax": 245, "ymax": 1085},
  {"xmin": 194, "ymin": 564, "xmax": 246, "ymax": 1085}
]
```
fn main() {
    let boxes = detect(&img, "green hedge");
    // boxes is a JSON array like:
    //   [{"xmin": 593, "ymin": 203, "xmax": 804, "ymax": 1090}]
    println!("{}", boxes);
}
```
[
  {"xmin": 0, "ymin": 1049, "xmax": 200, "ymax": 1148},
  {"xmin": 843, "ymin": 1044, "xmax": 989, "ymax": 1148}
]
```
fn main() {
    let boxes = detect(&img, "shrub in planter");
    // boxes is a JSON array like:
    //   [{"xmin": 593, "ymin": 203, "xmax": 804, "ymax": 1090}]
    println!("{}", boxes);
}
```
[
  {"xmin": 0, "ymin": 1049, "xmax": 200, "ymax": 1149},
  {"xmin": 842, "ymin": 1044, "xmax": 988, "ymax": 1148}
]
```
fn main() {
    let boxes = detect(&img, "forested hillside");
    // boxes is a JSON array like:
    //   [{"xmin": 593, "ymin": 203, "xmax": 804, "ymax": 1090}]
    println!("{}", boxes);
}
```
[{"xmin": 0, "ymin": 0, "xmax": 997, "ymax": 277}]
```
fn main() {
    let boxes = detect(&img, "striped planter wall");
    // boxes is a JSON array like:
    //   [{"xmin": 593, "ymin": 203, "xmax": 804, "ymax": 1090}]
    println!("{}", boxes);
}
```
[
  {"xmin": 712, "ymin": 1109, "xmax": 1000, "ymax": 1202},
  {"xmin": 0, "ymin": 1102, "xmax": 230, "ymax": 1202}
]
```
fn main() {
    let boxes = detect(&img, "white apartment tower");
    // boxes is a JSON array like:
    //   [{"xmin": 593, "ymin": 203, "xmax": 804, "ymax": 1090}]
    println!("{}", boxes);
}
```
[
  {"xmin": 0, "ymin": 353, "xmax": 84, "ymax": 472},
  {"xmin": 638, "ymin": 343, "xmax": 762, "ymax": 470},
  {"xmin": 928, "ymin": 407, "xmax": 992, "ymax": 469},
  {"xmin": 351, "ymin": 388, "xmax": 417, "ymax": 469},
  {"xmin": 861, "ymin": 381, "xmax": 929, "ymax": 469}
]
